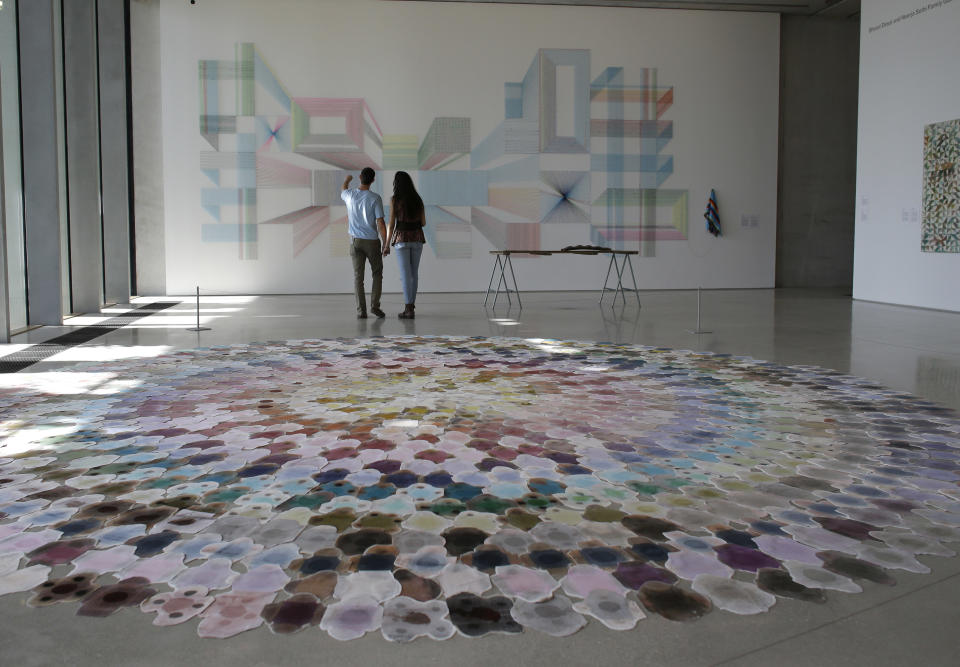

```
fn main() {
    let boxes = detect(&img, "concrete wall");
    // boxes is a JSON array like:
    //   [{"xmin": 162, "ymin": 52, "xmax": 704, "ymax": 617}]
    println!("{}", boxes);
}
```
[{"xmin": 777, "ymin": 16, "xmax": 859, "ymax": 288}]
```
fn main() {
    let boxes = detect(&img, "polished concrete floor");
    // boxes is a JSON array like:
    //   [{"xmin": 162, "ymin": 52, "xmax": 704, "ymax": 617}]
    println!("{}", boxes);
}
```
[{"xmin": 2, "ymin": 288, "xmax": 960, "ymax": 666}]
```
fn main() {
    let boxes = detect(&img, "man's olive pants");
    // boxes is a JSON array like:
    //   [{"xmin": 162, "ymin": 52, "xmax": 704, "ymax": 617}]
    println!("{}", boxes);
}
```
[{"xmin": 349, "ymin": 237, "xmax": 383, "ymax": 315}]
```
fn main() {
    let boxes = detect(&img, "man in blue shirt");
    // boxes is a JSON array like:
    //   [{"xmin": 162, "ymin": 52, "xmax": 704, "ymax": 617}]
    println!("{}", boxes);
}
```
[{"xmin": 341, "ymin": 167, "xmax": 387, "ymax": 318}]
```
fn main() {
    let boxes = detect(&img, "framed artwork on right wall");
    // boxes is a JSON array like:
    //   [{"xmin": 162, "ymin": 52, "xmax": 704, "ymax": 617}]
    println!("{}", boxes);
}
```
[{"xmin": 922, "ymin": 117, "xmax": 960, "ymax": 253}]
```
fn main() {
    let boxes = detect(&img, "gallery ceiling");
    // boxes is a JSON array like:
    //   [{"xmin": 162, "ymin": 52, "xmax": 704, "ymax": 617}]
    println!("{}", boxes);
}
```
[{"xmin": 392, "ymin": 0, "xmax": 861, "ymax": 18}]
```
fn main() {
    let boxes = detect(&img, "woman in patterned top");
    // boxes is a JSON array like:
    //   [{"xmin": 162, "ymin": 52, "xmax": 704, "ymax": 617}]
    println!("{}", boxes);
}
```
[{"xmin": 383, "ymin": 170, "xmax": 426, "ymax": 319}]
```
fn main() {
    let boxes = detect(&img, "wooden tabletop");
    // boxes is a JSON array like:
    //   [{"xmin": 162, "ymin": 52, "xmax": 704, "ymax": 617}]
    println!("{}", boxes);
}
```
[{"xmin": 489, "ymin": 249, "xmax": 639, "ymax": 255}]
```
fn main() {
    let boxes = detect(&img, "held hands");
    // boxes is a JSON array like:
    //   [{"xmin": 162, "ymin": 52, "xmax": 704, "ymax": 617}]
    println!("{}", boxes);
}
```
[{"xmin": 382, "ymin": 245, "xmax": 391, "ymax": 257}]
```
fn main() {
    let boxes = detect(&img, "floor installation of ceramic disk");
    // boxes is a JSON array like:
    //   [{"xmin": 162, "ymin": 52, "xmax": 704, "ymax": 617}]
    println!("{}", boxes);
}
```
[{"xmin": 1, "ymin": 336, "xmax": 959, "ymax": 640}]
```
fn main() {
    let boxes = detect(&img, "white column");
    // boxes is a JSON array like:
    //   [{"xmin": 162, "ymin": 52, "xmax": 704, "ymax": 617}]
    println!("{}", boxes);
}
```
[
  {"xmin": 98, "ymin": 0, "xmax": 132, "ymax": 304},
  {"xmin": 19, "ymin": 0, "xmax": 65, "ymax": 325},
  {"xmin": 63, "ymin": 0, "xmax": 104, "ymax": 314}
]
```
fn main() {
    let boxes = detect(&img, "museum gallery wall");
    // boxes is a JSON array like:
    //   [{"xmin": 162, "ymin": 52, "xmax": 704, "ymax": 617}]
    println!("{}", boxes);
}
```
[
  {"xmin": 150, "ymin": 0, "xmax": 779, "ymax": 296},
  {"xmin": 854, "ymin": 0, "xmax": 960, "ymax": 312}
]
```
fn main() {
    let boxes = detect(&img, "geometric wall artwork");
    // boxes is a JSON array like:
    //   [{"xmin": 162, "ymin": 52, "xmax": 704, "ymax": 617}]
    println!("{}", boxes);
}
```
[
  {"xmin": 922, "ymin": 117, "xmax": 960, "ymax": 253},
  {"xmin": 198, "ymin": 44, "xmax": 687, "ymax": 260}
]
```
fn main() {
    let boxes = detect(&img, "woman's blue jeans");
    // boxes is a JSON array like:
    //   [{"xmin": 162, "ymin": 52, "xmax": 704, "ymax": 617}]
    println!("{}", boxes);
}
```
[{"xmin": 395, "ymin": 243, "xmax": 424, "ymax": 304}]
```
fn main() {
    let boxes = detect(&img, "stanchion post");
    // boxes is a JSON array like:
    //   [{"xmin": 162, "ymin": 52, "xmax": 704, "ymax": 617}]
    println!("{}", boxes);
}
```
[
  {"xmin": 687, "ymin": 286, "xmax": 712, "ymax": 335},
  {"xmin": 186, "ymin": 285, "xmax": 211, "ymax": 332}
]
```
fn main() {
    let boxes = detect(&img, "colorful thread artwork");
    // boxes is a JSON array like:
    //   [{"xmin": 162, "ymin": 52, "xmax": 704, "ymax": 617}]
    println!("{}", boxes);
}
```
[
  {"xmin": 704, "ymin": 189, "xmax": 721, "ymax": 237},
  {"xmin": 198, "ymin": 45, "xmax": 688, "ymax": 260},
  {"xmin": 2, "ymin": 336, "xmax": 960, "ymax": 641},
  {"xmin": 922, "ymin": 118, "xmax": 960, "ymax": 253}
]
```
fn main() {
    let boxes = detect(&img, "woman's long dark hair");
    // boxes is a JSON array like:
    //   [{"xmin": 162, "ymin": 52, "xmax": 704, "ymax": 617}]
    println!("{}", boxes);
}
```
[{"xmin": 392, "ymin": 171, "xmax": 424, "ymax": 222}]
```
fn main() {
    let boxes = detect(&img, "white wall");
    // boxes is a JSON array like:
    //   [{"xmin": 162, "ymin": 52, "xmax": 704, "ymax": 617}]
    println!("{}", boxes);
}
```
[
  {"xmin": 157, "ymin": 0, "xmax": 779, "ymax": 295},
  {"xmin": 854, "ymin": 0, "xmax": 960, "ymax": 311}
]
